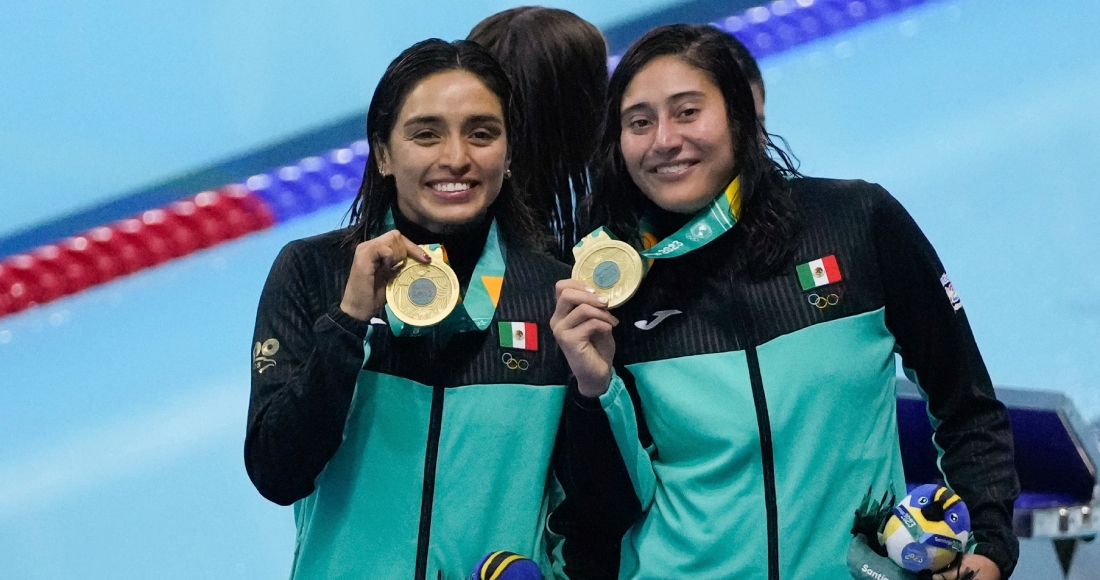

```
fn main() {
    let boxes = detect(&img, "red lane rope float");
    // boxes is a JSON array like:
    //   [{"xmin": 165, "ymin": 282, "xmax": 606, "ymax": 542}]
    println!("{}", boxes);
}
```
[{"xmin": 0, "ymin": 185, "xmax": 273, "ymax": 318}]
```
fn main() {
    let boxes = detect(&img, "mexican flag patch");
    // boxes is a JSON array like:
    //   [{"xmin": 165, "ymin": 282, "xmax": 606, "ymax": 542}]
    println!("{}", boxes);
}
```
[
  {"xmin": 796, "ymin": 255, "xmax": 842, "ymax": 290},
  {"xmin": 498, "ymin": 321, "xmax": 538, "ymax": 350}
]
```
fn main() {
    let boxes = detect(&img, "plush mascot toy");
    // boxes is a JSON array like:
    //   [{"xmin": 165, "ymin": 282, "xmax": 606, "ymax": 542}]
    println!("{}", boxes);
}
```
[
  {"xmin": 468, "ymin": 551, "xmax": 543, "ymax": 580},
  {"xmin": 849, "ymin": 485, "xmax": 974, "ymax": 580},
  {"xmin": 880, "ymin": 484, "xmax": 971, "ymax": 573}
]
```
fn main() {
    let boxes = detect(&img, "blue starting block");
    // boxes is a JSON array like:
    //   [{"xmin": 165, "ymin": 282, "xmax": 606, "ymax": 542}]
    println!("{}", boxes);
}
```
[{"xmin": 897, "ymin": 380, "xmax": 1098, "ymax": 577}]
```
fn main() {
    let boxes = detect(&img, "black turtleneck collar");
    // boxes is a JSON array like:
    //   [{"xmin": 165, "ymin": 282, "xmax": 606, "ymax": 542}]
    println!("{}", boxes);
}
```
[
  {"xmin": 643, "ymin": 176, "xmax": 742, "ymax": 241},
  {"xmin": 644, "ymin": 201, "xmax": 694, "ymax": 240},
  {"xmin": 391, "ymin": 207, "xmax": 492, "ymax": 288}
]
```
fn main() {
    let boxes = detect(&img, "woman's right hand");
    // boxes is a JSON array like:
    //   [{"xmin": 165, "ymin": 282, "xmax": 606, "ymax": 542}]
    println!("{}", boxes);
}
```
[
  {"xmin": 551, "ymin": 278, "xmax": 619, "ymax": 398},
  {"xmin": 340, "ymin": 230, "xmax": 432, "ymax": 321}
]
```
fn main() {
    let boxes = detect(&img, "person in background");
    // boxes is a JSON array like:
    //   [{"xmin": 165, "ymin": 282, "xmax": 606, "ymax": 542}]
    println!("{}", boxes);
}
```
[
  {"xmin": 246, "ymin": 38, "xmax": 576, "ymax": 579},
  {"xmin": 726, "ymin": 32, "xmax": 767, "ymax": 127},
  {"xmin": 470, "ymin": 9, "xmax": 633, "ymax": 579},
  {"xmin": 552, "ymin": 24, "xmax": 1018, "ymax": 580},
  {"xmin": 468, "ymin": 7, "xmax": 608, "ymax": 263}
]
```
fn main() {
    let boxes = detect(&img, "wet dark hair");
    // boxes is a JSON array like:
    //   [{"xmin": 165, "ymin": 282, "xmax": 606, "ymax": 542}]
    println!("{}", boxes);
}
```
[
  {"xmin": 588, "ymin": 24, "xmax": 800, "ymax": 278},
  {"xmin": 469, "ymin": 7, "xmax": 608, "ymax": 261},
  {"xmin": 343, "ymin": 38, "xmax": 544, "ymax": 249}
]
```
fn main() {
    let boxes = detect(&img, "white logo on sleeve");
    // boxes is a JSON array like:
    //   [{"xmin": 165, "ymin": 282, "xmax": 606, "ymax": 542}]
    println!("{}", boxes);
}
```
[
  {"xmin": 253, "ymin": 338, "xmax": 280, "ymax": 374},
  {"xmin": 940, "ymin": 273, "xmax": 962, "ymax": 311},
  {"xmin": 634, "ymin": 310, "xmax": 683, "ymax": 330}
]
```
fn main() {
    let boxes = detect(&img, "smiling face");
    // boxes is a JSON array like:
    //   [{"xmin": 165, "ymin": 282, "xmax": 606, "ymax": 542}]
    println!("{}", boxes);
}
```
[
  {"xmin": 378, "ymin": 69, "xmax": 509, "ymax": 234},
  {"xmin": 619, "ymin": 55, "xmax": 737, "ymax": 214}
]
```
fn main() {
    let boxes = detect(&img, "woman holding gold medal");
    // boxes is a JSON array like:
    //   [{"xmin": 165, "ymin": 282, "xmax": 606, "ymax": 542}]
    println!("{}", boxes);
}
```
[
  {"xmin": 552, "ymin": 25, "xmax": 1018, "ymax": 580},
  {"xmin": 247, "ymin": 39, "xmax": 577, "ymax": 579}
]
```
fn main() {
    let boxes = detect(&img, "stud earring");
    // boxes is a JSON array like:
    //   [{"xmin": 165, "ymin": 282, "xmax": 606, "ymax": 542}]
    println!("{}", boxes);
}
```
[{"xmin": 504, "ymin": 169, "xmax": 512, "ymax": 179}]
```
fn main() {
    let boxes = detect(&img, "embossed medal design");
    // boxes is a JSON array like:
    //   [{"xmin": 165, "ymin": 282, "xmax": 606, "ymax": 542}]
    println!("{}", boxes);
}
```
[
  {"xmin": 386, "ymin": 245, "xmax": 460, "ymax": 327},
  {"xmin": 572, "ymin": 230, "xmax": 644, "ymax": 308}
]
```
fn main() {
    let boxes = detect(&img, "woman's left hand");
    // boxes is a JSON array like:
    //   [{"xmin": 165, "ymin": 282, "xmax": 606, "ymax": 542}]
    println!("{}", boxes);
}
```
[{"xmin": 933, "ymin": 554, "xmax": 1000, "ymax": 580}]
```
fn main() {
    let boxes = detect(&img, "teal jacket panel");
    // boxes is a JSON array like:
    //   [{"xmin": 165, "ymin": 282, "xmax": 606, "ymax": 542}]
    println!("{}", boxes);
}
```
[
  {"xmin": 606, "ymin": 310, "xmax": 902, "ymax": 580},
  {"xmin": 430, "ymin": 382, "xmax": 568, "ymax": 576},
  {"xmin": 759, "ymin": 308, "xmax": 906, "ymax": 580},
  {"xmin": 291, "ymin": 374, "xmax": 569, "ymax": 580},
  {"xmin": 621, "ymin": 350, "xmax": 766, "ymax": 580},
  {"xmin": 291, "ymin": 371, "xmax": 432, "ymax": 579}
]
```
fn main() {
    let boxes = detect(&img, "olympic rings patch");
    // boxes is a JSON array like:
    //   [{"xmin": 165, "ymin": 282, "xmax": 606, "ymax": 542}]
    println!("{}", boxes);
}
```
[
  {"xmin": 807, "ymin": 293, "xmax": 840, "ymax": 309},
  {"xmin": 502, "ymin": 352, "xmax": 530, "ymax": 371}
]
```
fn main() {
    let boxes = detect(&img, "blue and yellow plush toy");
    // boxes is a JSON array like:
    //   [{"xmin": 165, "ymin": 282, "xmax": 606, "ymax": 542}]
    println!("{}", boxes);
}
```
[
  {"xmin": 468, "ymin": 551, "xmax": 542, "ymax": 580},
  {"xmin": 849, "ymin": 485, "xmax": 974, "ymax": 580},
  {"xmin": 879, "ymin": 484, "xmax": 971, "ymax": 573}
]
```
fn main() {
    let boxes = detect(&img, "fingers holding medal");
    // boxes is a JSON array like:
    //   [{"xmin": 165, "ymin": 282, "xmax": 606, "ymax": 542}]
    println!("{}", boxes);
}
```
[{"xmin": 340, "ymin": 231, "xmax": 431, "ymax": 322}]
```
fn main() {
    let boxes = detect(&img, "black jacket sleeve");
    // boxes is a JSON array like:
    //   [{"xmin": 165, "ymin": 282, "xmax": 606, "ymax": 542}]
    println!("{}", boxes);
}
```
[
  {"xmin": 870, "ymin": 186, "xmax": 1020, "ymax": 577},
  {"xmin": 553, "ymin": 371, "xmax": 652, "ymax": 580},
  {"xmin": 245, "ymin": 242, "xmax": 371, "ymax": 506}
]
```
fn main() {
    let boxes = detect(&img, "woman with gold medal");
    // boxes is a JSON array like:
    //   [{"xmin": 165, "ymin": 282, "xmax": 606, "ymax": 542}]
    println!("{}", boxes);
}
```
[
  {"xmin": 552, "ymin": 25, "xmax": 1018, "ymax": 580},
  {"xmin": 247, "ymin": 39, "xmax": 575, "ymax": 579}
]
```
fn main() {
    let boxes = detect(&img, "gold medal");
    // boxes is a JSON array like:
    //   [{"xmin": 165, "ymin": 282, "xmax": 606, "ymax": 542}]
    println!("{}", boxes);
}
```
[
  {"xmin": 571, "ymin": 229, "xmax": 644, "ymax": 308},
  {"xmin": 386, "ymin": 245, "xmax": 460, "ymax": 327}
]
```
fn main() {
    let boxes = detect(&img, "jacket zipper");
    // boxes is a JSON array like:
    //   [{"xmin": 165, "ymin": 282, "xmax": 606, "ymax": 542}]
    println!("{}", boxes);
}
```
[
  {"xmin": 746, "ymin": 345, "xmax": 780, "ymax": 580},
  {"xmin": 413, "ymin": 334, "xmax": 444, "ymax": 576},
  {"xmin": 731, "ymin": 284, "xmax": 780, "ymax": 580},
  {"xmin": 414, "ymin": 336, "xmax": 445, "ymax": 580}
]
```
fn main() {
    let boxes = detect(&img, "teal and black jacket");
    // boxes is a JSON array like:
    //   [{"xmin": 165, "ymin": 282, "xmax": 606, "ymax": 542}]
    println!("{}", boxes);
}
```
[
  {"xmin": 557, "ymin": 178, "xmax": 1019, "ymax": 579},
  {"xmin": 246, "ymin": 216, "xmax": 575, "ymax": 580}
]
